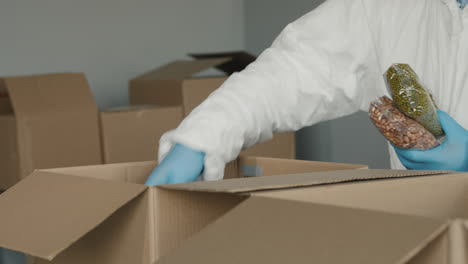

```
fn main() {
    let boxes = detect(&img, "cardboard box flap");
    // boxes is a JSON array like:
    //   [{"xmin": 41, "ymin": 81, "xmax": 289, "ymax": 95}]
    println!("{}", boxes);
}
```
[
  {"xmin": 157, "ymin": 196, "xmax": 447, "ymax": 264},
  {"xmin": 3, "ymin": 73, "xmax": 97, "ymax": 116},
  {"xmin": 189, "ymin": 51, "xmax": 257, "ymax": 75},
  {"xmin": 0, "ymin": 171, "xmax": 146, "ymax": 260},
  {"xmin": 134, "ymin": 58, "xmax": 232, "ymax": 80},
  {"xmin": 163, "ymin": 169, "xmax": 452, "ymax": 194},
  {"xmin": 240, "ymin": 156, "xmax": 367, "ymax": 177},
  {"xmin": 1, "ymin": 73, "xmax": 102, "ymax": 179},
  {"xmin": 41, "ymin": 160, "xmax": 156, "ymax": 183}
]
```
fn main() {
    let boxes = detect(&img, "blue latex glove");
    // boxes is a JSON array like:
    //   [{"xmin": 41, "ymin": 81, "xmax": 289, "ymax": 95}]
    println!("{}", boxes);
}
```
[
  {"xmin": 145, "ymin": 144, "xmax": 205, "ymax": 185},
  {"xmin": 458, "ymin": 0, "xmax": 468, "ymax": 9},
  {"xmin": 394, "ymin": 110, "xmax": 468, "ymax": 171}
]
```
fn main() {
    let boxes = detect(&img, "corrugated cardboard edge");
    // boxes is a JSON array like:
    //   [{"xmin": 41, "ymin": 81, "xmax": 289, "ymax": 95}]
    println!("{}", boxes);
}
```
[
  {"xmin": 162, "ymin": 169, "xmax": 453, "ymax": 194},
  {"xmin": 145, "ymin": 188, "xmax": 158, "ymax": 264},
  {"xmin": 39, "ymin": 161, "xmax": 156, "ymax": 175},
  {"xmin": 102, "ymin": 105, "xmax": 161, "ymax": 113},
  {"xmin": 239, "ymin": 156, "xmax": 368, "ymax": 177}
]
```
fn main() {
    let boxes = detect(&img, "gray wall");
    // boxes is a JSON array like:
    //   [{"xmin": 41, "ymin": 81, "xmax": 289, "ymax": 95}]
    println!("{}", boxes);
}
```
[
  {"xmin": 0, "ymin": 0, "xmax": 244, "ymax": 109},
  {"xmin": 245, "ymin": 0, "xmax": 390, "ymax": 168}
]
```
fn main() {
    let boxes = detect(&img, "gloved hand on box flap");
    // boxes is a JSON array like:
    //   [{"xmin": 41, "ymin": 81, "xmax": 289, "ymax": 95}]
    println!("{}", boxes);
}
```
[
  {"xmin": 145, "ymin": 144, "xmax": 205, "ymax": 186},
  {"xmin": 394, "ymin": 110, "xmax": 468, "ymax": 172}
]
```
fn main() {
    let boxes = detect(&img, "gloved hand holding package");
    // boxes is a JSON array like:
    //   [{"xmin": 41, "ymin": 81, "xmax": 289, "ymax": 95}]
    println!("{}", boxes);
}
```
[{"xmin": 369, "ymin": 64, "xmax": 444, "ymax": 150}]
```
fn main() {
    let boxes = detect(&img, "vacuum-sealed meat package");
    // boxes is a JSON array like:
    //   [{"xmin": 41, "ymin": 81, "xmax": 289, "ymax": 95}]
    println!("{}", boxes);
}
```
[{"xmin": 369, "ymin": 96, "xmax": 440, "ymax": 150}]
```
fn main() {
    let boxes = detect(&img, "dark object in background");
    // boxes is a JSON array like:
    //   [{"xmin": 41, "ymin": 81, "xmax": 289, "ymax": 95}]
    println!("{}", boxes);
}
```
[{"xmin": 189, "ymin": 51, "xmax": 257, "ymax": 75}]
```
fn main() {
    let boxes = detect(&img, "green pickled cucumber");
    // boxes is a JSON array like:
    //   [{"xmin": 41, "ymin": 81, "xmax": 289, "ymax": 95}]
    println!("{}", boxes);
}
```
[{"xmin": 385, "ymin": 64, "xmax": 444, "ymax": 137}]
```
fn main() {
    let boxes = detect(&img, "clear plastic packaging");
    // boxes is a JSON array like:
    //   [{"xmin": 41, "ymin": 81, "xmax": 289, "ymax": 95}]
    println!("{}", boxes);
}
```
[
  {"xmin": 384, "ymin": 63, "xmax": 444, "ymax": 137},
  {"xmin": 369, "ymin": 96, "xmax": 440, "ymax": 150}
]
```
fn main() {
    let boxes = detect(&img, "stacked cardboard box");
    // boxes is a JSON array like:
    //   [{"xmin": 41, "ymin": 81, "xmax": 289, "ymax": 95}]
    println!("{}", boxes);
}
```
[
  {"xmin": 129, "ymin": 51, "xmax": 296, "ymax": 159},
  {"xmin": 0, "ymin": 157, "xmax": 368, "ymax": 264},
  {"xmin": 99, "ymin": 105, "xmax": 183, "ymax": 164},
  {"xmin": 0, "ymin": 52, "xmax": 296, "ymax": 191},
  {"xmin": 0, "ymin": 66, "xmax": 295, "ymax": 192},
  {"xmin": 0, "ymin": 73, "xmax": 102, "ymax": 191}
]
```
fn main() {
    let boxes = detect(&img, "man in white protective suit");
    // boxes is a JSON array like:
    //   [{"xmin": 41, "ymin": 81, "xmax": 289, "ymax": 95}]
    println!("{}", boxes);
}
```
[{"xmin": 145, "ymin": 0, "xmax": 468, "ymax": 186}]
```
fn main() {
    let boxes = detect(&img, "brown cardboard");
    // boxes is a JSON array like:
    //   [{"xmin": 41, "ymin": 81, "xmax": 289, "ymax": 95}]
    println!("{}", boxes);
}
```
[
  {"xmin": 0, "ymin": 97, "xmax": 12, "ymax": 114},
  {"xmin": 157, "ymin": 197, "xmax": 447, "ymax": 264},
  {"xmin": 0, "ymin": 115, "xmax": 18, "ymax": 191},
  {"xmin": 164, "ymin": 168, "xmax": 447, "ymax": 194},
  {"xmin": 0, "ymin": 157, "xmax": 369, "ymax": 263},
  {"xmin": 0, "ymin": 171, "xmax": 146, "ymax": 260},
  {"xmin": 239, "ymin": 156, "xmax": 367, "ymax": 177},
  {"xmin": 100, "ymin": 105, "xmax": 183, "ymax": 164},
  {"xmin": 130, "ymin": 51, "xmax": 256, "ymax": 113},
  {"xmin": 406, "ymin": 231, "xmax": 449, "ymax": 264},
  {"xmin": 239, "ymin": 132, "xmax": 295, "ymax": 159},
  {"xmin": 254, "ymin": 172, "xmax": 468, "ymax": 219},
  {"xmin": 129, "ymin": 56, "xmax": 241, "ymax": 116},
  {"xmin": 161, "ymin": 172, "xmax": 468, "ymax": 264},
  {"xmin": 130, "ymin": 53, "xmax": 296, "ymax": 159},
  {"xmin": 0, "ymin": 73, "xmax": 102, "ymax": 190}
]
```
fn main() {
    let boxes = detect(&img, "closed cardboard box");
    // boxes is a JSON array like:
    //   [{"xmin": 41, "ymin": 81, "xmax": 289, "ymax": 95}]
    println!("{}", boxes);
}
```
[
  {"xmin": 0, "ymin": 73, "xmax": 102, "ymax": 191},
  {"xmin": 130, "ymin": 52, "xmax": 295, "ymax": 159},
  {"xmin": 0, "ymin": 157, "xmax": 367, "ymax": 263},
  {"xmin": 100, "ymin": 105, "xmax": 183, "ymax": 164}
]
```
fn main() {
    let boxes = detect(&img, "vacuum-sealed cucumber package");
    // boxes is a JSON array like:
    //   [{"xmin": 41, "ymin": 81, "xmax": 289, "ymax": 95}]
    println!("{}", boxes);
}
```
[{"xmin": 385, "ymin": 63, "xmax": 444, "ymax": 137}]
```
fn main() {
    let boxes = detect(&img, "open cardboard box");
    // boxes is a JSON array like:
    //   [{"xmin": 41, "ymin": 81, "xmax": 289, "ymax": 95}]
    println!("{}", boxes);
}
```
[
  {"xmin": 129, "ymin": 51, "xmax": 256, "ymax": 116},
  {"xmin": 129, "ymin": 51, "xmax": 296, "ymax": 159},
  {"xmin": 0, "ymin": 73, "xmax": 102, "ymax": 191},
  {"xmin": 0, "ymin": 157, "xmax": 367, "ymax": 264},
  {"xmin": 157, "ymin": 170, "xmax": 468, "ymax": 264}
]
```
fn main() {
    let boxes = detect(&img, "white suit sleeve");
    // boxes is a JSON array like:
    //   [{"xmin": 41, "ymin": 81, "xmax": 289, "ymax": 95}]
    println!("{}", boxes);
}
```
[{"xmin": 159, "ymin": 0, "xmax": 379, "ymax": 180}]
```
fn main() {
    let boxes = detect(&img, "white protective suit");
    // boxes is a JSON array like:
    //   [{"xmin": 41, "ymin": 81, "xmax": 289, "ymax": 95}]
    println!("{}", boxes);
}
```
[{"xmin": 160, "ymin": 0, "xmax": 468, "ymax": 181}]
